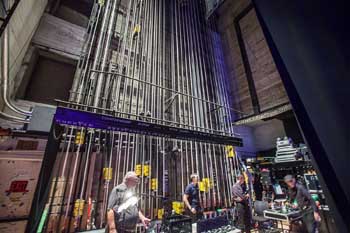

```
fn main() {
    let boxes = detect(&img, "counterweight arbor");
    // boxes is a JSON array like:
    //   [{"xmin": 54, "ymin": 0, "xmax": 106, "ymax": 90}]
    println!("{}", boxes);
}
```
[{"xmin": 33, "ymin": 0, "xmax": 248, "ymax": 232}]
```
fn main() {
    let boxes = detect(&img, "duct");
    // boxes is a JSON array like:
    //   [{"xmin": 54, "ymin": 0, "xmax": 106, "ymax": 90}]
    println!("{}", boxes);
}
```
[
  {"xmin": 0, "ymin": 110, "xmax": 28, "ymax": 123},
  {"xmin": 1, "ymin": 26, "xmax": 32, "ymax": 117}
]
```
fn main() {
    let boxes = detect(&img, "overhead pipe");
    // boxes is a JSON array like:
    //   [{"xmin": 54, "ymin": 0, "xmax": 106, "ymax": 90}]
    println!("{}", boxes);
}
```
[
  {"xmin": 1, "ymin": 26, "xmax": 32, "ymax": 117},
  {"xmin": 0, "ymin": 110, "xmax": 28, "ymax": 123}
]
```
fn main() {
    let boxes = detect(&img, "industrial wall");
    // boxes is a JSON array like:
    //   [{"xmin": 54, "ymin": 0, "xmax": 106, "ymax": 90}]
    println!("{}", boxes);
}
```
[
  {"xmin": 0, "ymin": 0, "xmax": 48, "ymax": 111},
  {"xmin": 0, "ymin": 0, "xmax": 88, "ymax": 129},
  {"xmin": 215, "ymin": 0, "xmax": 289, "ymax": 118}
]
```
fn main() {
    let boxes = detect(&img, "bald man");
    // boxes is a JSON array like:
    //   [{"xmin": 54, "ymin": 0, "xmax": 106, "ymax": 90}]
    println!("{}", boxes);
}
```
[{"xmin": 106, "ymin": 172, "xmax": 150, "ymax": 233}]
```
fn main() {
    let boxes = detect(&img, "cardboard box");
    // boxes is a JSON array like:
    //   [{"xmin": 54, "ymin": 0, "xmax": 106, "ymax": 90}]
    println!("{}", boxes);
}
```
[
  {"xmin": 0, "ymin": 220, "xmax": 27, "ymax": 233},
  {"xmin": 0, "ymin": 151, "xmax": 43, "ymax": 219}
]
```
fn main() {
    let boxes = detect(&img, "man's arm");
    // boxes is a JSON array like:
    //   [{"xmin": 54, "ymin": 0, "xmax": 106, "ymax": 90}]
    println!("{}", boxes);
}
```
[
  {"xmin": 300, "ymin": 185, "xmax": 319, "ymax": 212},
  {"xmin": 107, "ymin": 209, "xmax": 117, "ymax": 232},
  {"xmin": 232, "ymin": 185, "xmax": 244, "ymax": 202},
  {"xmin": 183, "ymin": 194, "xmax": 192, "ymax": 210},
  {"xmin": 107, "ymin": 188, "xmax": 118, "ymax": 232},
  {"xmin": 138, "ymin": 210, "xmax": 150, "ymax": 228},
  {"xmin": 300, "ymin": 185, "xmax": 321, "ymax": 222}
]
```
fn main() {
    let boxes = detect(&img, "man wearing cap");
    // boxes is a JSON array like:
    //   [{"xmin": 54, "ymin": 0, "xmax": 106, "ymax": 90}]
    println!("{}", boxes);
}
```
[
  {"xmin": 232, "ymin": 174, "xmax": 251, "ymax": 233},
  {"xmin": 183, "ymin": 173, "xmax": 203, "ymax": 221},
  {"xmin": 106, "ymin": 171, "xmax": 150, "ymax": 233},
  {"xmin": 284, "ymin": 174, "xmax": 321, "ymax": 233}
]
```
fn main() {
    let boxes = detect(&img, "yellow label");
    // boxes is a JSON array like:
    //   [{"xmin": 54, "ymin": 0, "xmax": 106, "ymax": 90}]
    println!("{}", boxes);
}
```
[
  {"xmin": 151, "ymin": 178, "xmax": 158, "ymax": 190},
  {"xmin": 73, "ymin": 199, "xmax": 85, "ymax": 217},
  {"xmin": 103, "ymin": 168, "xmax": 113, "ymax": 180},
  {"xmin": 158, "ymin": 208, "xmax": 164, "ymax": 219},
  {"xmin": 98, "ymin": 0, "xmax": 105, "ymax": 5},
  {"xmin": 226, "ymin": 146, "xmax": 235, "ymax": 158},
  {"xmin": 199, "ymin": 181, "xmax": 206, "ymax": 192},
  {"xmin": 172, "ymin": 201, "xmax": 184, "ymax": 214},
  {"xmin": 243, "ymin": 172, "xmax": 249, "ymax": 184},
  {"xmin": 203, "ymin": 178, "xmax": 210, "ymax": 192},
  {"xmin": 143, "ymin": 165, "xmax": 150, "ymax": 177},
  {"xmin": 135, "ymin": 164, "xmax": 142, "ymax": 176},
  {"xmin": 75, "ymin": 132, "xmax": 85, "ymax": 145},
  {"xmin": 133, "ymin": 24, "xmax": 141, "ymax": 34}
]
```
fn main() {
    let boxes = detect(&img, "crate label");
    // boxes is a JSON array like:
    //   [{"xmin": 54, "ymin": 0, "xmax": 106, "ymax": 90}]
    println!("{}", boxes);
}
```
[
  {"xmin": 226, "ymin": 146, "xmax": 235, "ymax": 158},
  {"xmin": 6, "ymin": 180, "xmax": 29, "ymax": 194}
]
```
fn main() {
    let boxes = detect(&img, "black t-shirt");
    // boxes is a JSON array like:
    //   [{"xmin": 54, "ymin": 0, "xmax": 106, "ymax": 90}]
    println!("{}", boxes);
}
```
[{"xmin": 184, "ymin": 183, "xmax": 199, "ymax": 209}]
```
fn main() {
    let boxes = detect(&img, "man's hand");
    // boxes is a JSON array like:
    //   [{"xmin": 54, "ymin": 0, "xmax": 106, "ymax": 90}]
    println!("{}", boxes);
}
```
[
  {"xmin": 191, "ymin": 207, "xmax": 197, "ymax": 214},
  {"xmin": 314, "ymin": 212, "xmax": 321, "ymax": 222},
  {"xmin": 109, "ymin": 228, "xmax": 117, "ymax": 233},
  {"xmin": 235, "ymin": 197, "xmax": 243, "ymax": 202},
  {"xmin": 140, "ymin": 216, "xmax": 151, "ymax": 228}
]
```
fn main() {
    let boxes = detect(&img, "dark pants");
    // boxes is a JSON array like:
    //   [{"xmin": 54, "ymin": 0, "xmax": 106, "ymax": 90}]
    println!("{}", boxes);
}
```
[
  {"xmin": 105, "ymin": 225, "xmax": 136, "ymax": 233},
  {"xmin": 185, "ymin": 207, "xmax": 203, "ymax": 223},
  {"xmin": 235, "ymin": 202, "xmax": 251, "ymax": 233},
  {"xmin": 116, "ymin": 229, "xmax": 136, "ymax": 233},
  {"xmin": 290, "ymin": 209, "xmax": 318, "ymax": 233}
]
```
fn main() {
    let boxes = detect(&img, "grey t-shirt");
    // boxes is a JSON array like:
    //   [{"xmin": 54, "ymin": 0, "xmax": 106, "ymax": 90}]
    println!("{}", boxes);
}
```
[
  {"xmin": 108, "ymin": 183, "xmax": 139, "ymax": 230},
  {"xmin": 288, "ymin": 183, "xmax": 318, "ymax": 212},
  {"xmin": 232, "ymin": 183, "xmax": 245, "ymax": 201}
]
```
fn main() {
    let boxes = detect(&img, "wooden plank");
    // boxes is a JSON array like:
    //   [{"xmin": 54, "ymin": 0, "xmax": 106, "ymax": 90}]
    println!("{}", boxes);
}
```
[{"xmin": 32, "ymin": 13, "xmax": 86, "ymax": 59}]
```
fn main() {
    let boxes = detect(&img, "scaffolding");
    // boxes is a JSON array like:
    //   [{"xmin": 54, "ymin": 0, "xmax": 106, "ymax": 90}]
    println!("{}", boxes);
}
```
[{"xmin": 31, "ymin": 0, "xmax": 248, "ymax": 232}]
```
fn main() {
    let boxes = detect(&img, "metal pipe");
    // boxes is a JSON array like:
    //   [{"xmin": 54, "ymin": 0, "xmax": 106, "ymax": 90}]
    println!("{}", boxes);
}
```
[
  {"xmin": 0, "ymin": 110, "xmax": 28, "ymax": 123},
  {"xmin": 86, "ymin": 0, "xmax": 112, "ymax": 106},
  {"xmin": 71, "ymin": 2, "xmax": 100, "ymax": 102},
  {"xmin": 1, "ymin": 26, "xmax": 32, "ymax": 117},
  {"xmin": 93, "ymin": 0, "xmax": 119, "ymax": 108},
  {"xmin": 62, "ymin": 128, "xmax": 84, "ymax": 232}
]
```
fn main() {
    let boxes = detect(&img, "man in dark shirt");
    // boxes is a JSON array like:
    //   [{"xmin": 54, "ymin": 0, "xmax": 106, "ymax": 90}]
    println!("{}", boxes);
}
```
[
  {"xmin": 106, "ymin": 171, "xmax": 150, "ymax": 233},
  {"xmin": 183, "ymin": 173, "xmax": 202, "ymax": 222},
  {"xmin": 284, "ymin": 175, "xmax": 321, "ymax": 233},
  {"xmin": 252, "ymin": 174, "xmax": 263, "ymax": 201},
  {"xmin": 232, "ymin": 174, "xmax": 251, "ymax": 233}
]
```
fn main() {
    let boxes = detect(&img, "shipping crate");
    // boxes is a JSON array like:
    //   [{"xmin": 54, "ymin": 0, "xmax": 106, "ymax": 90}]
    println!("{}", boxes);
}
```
[
  {"xmin": 0, "ymin": 151, "xmax": 43, "ymax": 219},
  {"xmin": 0, "ymin": 220, "xmax": 27, "ymax": 233}
]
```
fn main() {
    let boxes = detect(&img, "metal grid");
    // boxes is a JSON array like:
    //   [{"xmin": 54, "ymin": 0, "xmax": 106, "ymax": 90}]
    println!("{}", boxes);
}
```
[{"xmin": 40, "ymin": 0, "xmax": 246, "ymax": 232}]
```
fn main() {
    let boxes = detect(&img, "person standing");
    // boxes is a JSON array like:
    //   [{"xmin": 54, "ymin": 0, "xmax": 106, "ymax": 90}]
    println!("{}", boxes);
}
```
[
  {"xmin": 253, "ymin": 174, "xmax": 263, "ymax": 201},
  {"xmin": 106, "ymin": 171, "xmax": 150, "ymax": 233},
  {"xmin": 284, "ymin": 175, "xmax": 321, "ymax": 233},
  {"xmin": 183, "ymin": 173, "xmax": 203, "ymax": 222},
  {"xmin": 232, "ymin": 174, "xmax": 251, "ymax": 233}
]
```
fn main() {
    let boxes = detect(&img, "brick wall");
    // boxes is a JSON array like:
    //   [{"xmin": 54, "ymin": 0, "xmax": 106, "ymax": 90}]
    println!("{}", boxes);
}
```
[{"xmin": 216, "ymin": 0, "xmax": 289, "ymax": 118}]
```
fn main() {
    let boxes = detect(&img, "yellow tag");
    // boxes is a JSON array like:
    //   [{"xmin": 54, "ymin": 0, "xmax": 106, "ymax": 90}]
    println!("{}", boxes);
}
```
[
  {"xmin": 151, "ymin": 178, "xmax": 158, "ymax": 190},
  {"xmin": 98, "ymin": 0, "xmax": 105, "ymax": 5},
  {"xmin": 133, "ymin": 24, "xmax": 141, "ymax": 34},
  {"xmin": 202, "ymin": 178, "xmax": 211, "ymax": 192},
  {"xmin": 158, "ymin": 208, "xmax": 164, "ymax": 219},
  {"xmin": 243, "ymin": 172, "xmax": 249, "ymax": 184},
  {"xmin": 135, "ymin": 164, "xmax": 142, "ymax": 176},
  {"xmin": 226, "ymin": 146, "xmax": 235, "ymax": 158},
  {"xmin": 73, "ymin": 199, "xmax": 85, "ymax": 217},
  {"xmin": 103, "ymin": 168, "xmax": 113, "ymax": 180},
  {"xmin": 172, "ymin": 201, "xmax": 184, "ymax": 214},
  {"xmin": 75, "ymin": 131, "xmax": 85, "ymax": 145},
  {"xmin": 143, "ymin": 165, "xmax": 150, "ymax": 177},
  {"xmin": 199, "ymin": 181, "xmax": 206, "ymax": 192}
]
